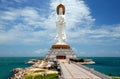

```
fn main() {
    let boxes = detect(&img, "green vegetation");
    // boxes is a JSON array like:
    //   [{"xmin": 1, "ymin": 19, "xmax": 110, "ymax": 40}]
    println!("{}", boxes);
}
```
[
  {"xmin": 112, "ymin": 76, "xmax": 120, "ymax": 79},
  {"xmin": 34, "ymin": 70, "xmax": 45, "ymax": 73},
  {"xmin": 24, "ymin": 74, "xmax": 58, "ymax": 79},
  {"xmin": 69, "ymin": 58, "xmax": 84, "ymax": 62},
  {"xmin": 78, "ymin": 58, "xmax": 84, "ymax": 62},
  {"xmin": 24, "ymin": 75, "xmax": 33, "ymax": 79}
]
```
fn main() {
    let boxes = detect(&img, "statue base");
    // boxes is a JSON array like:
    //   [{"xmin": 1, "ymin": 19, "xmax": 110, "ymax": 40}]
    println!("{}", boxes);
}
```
[
  {"xmin": 46, "ymin": 44, "xmax": 76, "ymax": 61},
  {"xmin": 51, "ymin": 44, "xmax": 70, "ymax": 49}
]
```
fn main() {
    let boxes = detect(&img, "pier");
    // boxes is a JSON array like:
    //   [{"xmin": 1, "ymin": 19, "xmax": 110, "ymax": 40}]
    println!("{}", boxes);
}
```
[{"xmin": 58, "ymin": 60, "xmax": 111, "ymax": 79}]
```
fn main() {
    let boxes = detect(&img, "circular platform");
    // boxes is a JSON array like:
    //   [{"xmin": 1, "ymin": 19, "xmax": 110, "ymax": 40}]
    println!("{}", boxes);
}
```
[{"xmin": 51, "ymin": 44, "xmax": 70, "ymax": 49}]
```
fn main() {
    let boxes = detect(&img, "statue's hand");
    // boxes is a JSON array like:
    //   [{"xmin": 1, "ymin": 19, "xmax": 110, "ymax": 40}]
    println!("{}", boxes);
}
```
[{"xmin": 57, "ymin": 16, "xmax": 64, "ymax": 25}]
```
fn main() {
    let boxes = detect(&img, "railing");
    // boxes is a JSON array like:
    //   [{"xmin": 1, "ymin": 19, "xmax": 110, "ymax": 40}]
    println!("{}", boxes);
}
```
[{"xmin": 57, "ymin": 60, "xmax": 64, "ymax": 79}]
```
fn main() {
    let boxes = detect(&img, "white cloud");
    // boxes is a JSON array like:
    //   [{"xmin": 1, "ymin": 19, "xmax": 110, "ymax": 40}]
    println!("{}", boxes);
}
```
[
  {"xmin": 34, "ymin": 48, "xmax": 48, "ymax": 54},
  {"xmin": 0, "ymin": 9, "xmax": 18, "ymax": 21},
  {"xmin": 67, "ymin": 23, "xmax": 120, "ymax": 45}
]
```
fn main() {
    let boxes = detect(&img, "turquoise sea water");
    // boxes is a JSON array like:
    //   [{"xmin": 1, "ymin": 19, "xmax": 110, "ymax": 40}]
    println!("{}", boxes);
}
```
[
  {"xmin": 0, "ymin": 57, "xmax": 120, "ymax": 79},
  {"xmin": 83, "ymin": 57, "xmax": 120, "ymax": 76},
  {"xmin": 0, "ymin": 57, "xmax": 40, "ymax": 79}
]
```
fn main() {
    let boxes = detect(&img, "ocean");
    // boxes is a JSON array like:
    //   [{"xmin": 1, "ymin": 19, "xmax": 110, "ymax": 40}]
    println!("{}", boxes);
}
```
[
  {"xmin": 0, "ymin": 57, "xmax": 40, "ymax": 79},
  {"xmin": 83, "ymin": 57, "xmax": 120, "ymax": 76},
  {"xmin": 0, "ymin": 57, "xmax": 120, "ymax": 79}
]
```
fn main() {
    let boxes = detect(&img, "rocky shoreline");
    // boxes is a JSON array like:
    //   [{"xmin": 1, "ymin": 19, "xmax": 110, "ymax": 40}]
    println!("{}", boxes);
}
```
[
  {"xmin": 9, "ymin": 59, "xmax": 58, "ymax": 79},
  {"xmin": 10, "ymin": 68, "xmax": 27, "ymax": 79},
  {"xmin": 79, "ymin": 60, "xmax": 95, "ymax": 64}
]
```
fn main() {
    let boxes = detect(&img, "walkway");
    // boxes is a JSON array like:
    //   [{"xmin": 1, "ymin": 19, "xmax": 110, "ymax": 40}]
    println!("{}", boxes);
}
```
[{"xmin": 58, "ymin": 60, "xmax": 101, "ymax": 79}]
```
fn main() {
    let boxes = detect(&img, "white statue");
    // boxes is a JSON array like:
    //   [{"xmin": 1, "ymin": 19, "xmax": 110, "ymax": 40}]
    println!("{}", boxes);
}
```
[{"xmin": 55, "ymin": 7, "xmax": 67, "ymax": 44}]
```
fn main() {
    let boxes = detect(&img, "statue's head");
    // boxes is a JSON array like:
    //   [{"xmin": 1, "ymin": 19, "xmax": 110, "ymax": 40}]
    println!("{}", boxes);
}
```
[{"xmin": 56, "ymin": 4, "xmax": 65, "ymax": 15}]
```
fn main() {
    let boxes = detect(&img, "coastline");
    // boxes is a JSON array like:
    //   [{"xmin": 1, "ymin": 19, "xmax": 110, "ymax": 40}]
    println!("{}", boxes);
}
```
[
  {"xmin": 0, "ymin": 57, "xmax": 119, "ymax": 79},
  {"xmin": 79, "ymin": 61, "xmax": 95, "ymax": 65},
  {"xmin": 10, "ymin": 59, "xmax": 58, "ymax": 79},
  {"xmin": 10, "ymin": 58, "xmax": 109, "ymax": 79}
]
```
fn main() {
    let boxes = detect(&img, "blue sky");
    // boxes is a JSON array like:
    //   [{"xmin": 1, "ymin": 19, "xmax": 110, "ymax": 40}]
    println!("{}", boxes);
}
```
[{"xmin": 0, "ymin": 0, "xmax": 120, "ymax": 57}]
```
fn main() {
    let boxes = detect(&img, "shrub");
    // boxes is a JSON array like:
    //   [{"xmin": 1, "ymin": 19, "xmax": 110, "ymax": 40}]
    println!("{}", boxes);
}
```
[
  {"xmin": 69, "ymin": 58, "xmax": 84, "ymax": 62},
  {"xmin": 24, "ymin": 74, "xmax": 58, "ymax": 79},
  {"xmin": 34, "ymin": 70, "xmax": 45, "ymax": 73}
]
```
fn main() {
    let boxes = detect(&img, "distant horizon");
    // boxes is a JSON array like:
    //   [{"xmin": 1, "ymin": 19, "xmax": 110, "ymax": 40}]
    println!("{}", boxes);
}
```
[{"xmin": 0, "ymin": 56, "xmax": 120, "ymax": 57}]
